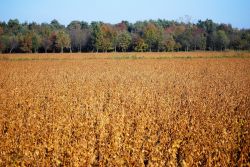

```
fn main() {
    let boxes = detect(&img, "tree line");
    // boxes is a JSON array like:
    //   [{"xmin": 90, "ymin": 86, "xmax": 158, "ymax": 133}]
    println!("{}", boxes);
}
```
[{"xmin": 0, "ymin": 19, "xmax": 250, "ymax": 53}]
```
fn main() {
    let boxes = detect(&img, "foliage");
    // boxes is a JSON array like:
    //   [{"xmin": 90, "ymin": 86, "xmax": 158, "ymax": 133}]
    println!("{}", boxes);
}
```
[
  {"xmin": 134, "ymin": 37, "xmax": 148, "ymax": 52},
  {"xmin": 91, "ymin": 22, "xmax": 102, "ymax": 52},
  {"xmin": 117, "ymin": 31, "xmax": 132, "ymax": 52},
  {"xmin": 56, "ymin": 30, "xmax": 71, "ymax": 53},
  {"xmin": 216, "ymin": 30, "xmax": 230, "ymax": 50},
  {"xmin": 0, "ymin": 19, "xmax": 250, "ymax": 53},
  {"xmin": 18, "ymin": 32, "xmax": 33, "ymax": 53},
  {"xmin": 143, "ymin": 23, "xmax": 160, "ymax": 51},
  {"xmin": 67, "ymin": 21, "xmax": 90, "ymax": 52},
  {"xmin": 31, "ymin": 32, "xmax": 41, "ymax": 53}
]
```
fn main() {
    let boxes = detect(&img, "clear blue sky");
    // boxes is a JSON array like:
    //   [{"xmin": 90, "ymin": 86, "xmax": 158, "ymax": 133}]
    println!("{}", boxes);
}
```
[{"xmin": 1, "ymin": 0, "xmax": 250, "ymax": 28}]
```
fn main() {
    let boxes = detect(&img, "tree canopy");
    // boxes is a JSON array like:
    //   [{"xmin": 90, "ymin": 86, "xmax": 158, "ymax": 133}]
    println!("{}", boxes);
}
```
[{"xmin": 0, "ymin": 19, "xmax": 249, "ymax": 53}]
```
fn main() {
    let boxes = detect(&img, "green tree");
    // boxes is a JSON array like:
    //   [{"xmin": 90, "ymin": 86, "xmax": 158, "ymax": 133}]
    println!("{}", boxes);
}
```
[
  {"xmin": 216, "ymin": 30, "xmax": 229, "ymax": 51},
  {"xmin": 0, "ymin": 35, "xmax": 10, "ymax": 53},
  {"xmin": 143, "ymin": 23, "xmax": 159, "ymax": 52},
  {"xmin": 91, "ymin": 22, "xmax": 103, "ymax": 52},
  {"xmin": 176, "ymin": 28, "xmax": 192, "ymax": 51},
  {"xmin": 239, "ymin": 31, "xmax": 250, "ymax": 50},
  {"xmin": 0, "ymin": 26, "xmax": 4, "ymax": 52},
  {"xmin": 1, "ymin": 18, "xmax": 250, "ymax": 53},
  {"xmin": 7, "ymin": 19, "xmax": 20, "ymax": 35},
  {"xmin": 56, "ymin": 30, "xmax": 71, "ymax": 53},
  {"xmin": 50, "ymin": 19, "xmax": 64, "ymax": 30},
  {"xmin": 32, "ymin": 32, "xmax": 41, "ymax": 53},
  {"xmin": 117, "ymin": 31, "xmax": 131, "ymax": 52}
]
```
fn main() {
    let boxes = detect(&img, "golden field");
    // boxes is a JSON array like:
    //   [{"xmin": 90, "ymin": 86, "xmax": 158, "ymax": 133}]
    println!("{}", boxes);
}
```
[{"xmin": 0, "ymin": 52, "xmax": 249, "ymax": 166}]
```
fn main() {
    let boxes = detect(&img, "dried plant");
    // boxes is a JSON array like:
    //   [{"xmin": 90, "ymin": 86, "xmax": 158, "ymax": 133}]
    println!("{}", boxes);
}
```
[{"xmin": 0, "ymin": 52, "xmax": 249, "ymax": 166}]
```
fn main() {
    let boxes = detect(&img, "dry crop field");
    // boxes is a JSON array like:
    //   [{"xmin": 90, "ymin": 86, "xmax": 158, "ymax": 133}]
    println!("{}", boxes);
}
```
[{"xmin": 0, "ymin": 52, "xmax": 249, "ymax": 166}]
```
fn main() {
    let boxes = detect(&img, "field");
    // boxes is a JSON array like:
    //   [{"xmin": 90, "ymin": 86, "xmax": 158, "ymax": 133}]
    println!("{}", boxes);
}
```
[{"xmin": 0, "ymin": 52, "xmax": 249, "ymax": 166}]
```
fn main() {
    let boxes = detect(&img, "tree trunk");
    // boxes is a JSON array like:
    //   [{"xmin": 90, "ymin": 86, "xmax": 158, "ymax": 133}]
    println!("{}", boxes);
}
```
[
  {"xmin": 10, "ymin": 48, "xmax": 13, "ymax": 53},
  {"xmin": 79, "ymin": 44, "xmax": 81, "ymax": 53},
  {"xmin": 61, "ymin": 46, "xmax": 63, "ymax": 53}
]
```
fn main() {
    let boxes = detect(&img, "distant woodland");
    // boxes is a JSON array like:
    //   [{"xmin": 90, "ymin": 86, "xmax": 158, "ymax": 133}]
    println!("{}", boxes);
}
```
[{"xmin": 0, "ymin": 19, "xmax": 250, "ymax": 53}]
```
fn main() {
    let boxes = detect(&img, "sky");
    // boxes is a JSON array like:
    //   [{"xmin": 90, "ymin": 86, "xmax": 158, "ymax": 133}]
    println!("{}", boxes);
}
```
[{"xmin": 1, "ymin": 0, "xmax": 250, "ymax": 28}]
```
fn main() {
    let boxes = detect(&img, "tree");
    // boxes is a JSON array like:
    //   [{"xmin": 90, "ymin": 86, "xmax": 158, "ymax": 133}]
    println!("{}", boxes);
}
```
[
  {"xmin": 229, "ymin": 32, "xmax": 241, "ymax": 50},
  {"xmin": 41, "ymin": 38, "xmax": 51, "ymax": 53},
  {"xmin": 0, "ymin": 26, "xmax": 4, "ymax": 52},
  {"xmin": 117, "ymin": 31, "xmax": 131, "ymax": 52},
  {"xmin": 18, "ymin": 32, "xmax": 33, "ymax": 53},
  {"xmin": 71, "ymin": 29, "xmax": 90, "ymax": 52},
  {"xmin": 143, "ymin": 23, "xmax": 159, "ymax": 52},
  {"xmin": 176, "ymin": 28, "xmax": 192, "ymax": 51},
  {"xmin": 0, "ymin": 35, "xmax": 11, "ymax": 53},
  {"xmin": 50, "ymin": 19, "xmax": 64, "ymax": 30},
  {"xmin": 7, "ymin": 19, "xmax": 20, "ymax": 35},
  {"xmin": 216, "ymin": 30, "xmax": 229, "ymax": 51},
  {"xmin": 133, "ymin": 36, "xmax": 148, "ymax": 52},
  {"xmin": 91, "ymin": 22, "xmax": 102, "ymax": 52},
  {"xmin": 50, "ymin": 32, "xmax": 57, "ymax": 53},
  {"xmin": 239, "ymin": 31, "xmax": 250, "ymax": 50},
  {"xmin": 8, "ymin": 35, "xmax": 19, "ymax": 53},
  {"xmin": 32, "ymin": 32, "xmax": 41, "ymax": 53},
  {"xmin": 165, "ymin": 36, "xmax": 176, "ymax": 52},
  {"xmin": 198, "ymin": 19, "xmax": 217, "ymax": 50},
  {"xmin": 68, "ymin": 21, "xmax": 90, "ymax": 52},
  {"xmin": 100, "ymin": 24, "xmax": 115, "ymax": 52},
  {"xmin": 91, "ymin": 23, "xmax": 115, "ymax": 52},
  {"xmin": 56, "ymin": 30, "xmax": 71, "ymax": 53},
  {"xmin": 0, "ymin": 26, "xmax": 3, "ymax": 36},
  {"xmin": 191, "ymin": 26, "xmax": 206, "ymax": 50},
  {"xmin": 1, "ymin": 18, "xmax": 250, "ymax": 53},
  {"xmin": 111, "ymin": 27, "xmax": 119, "ymax": 52},
  {"xmin": 41, "ymin": 24, "xmax": 52, "ymax": 53},
  {"xmin": 174, "ymin": 42, "xmax": 182, "ymax": 52}
]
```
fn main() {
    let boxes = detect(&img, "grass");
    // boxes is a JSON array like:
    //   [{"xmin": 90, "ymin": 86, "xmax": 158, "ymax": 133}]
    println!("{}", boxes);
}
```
[
  {"xmin": 111, "ymin": 55, "xmax": 144, "ymax": 60},
  {"xmin": 0, "ymin": 51, "xmax": 249, "ymax": 61}
]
